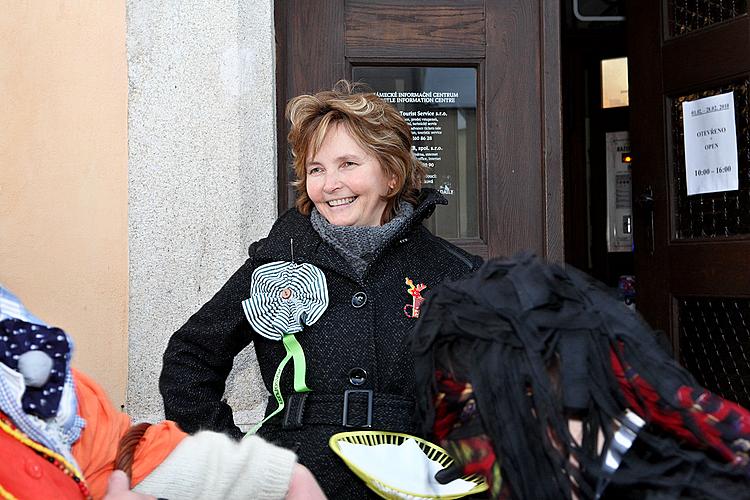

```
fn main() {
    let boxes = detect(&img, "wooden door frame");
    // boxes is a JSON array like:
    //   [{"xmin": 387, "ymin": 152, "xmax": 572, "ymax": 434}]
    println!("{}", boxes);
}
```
[
  {"xmin": 274, "ymin": 0, "xmax": 564, "ymax": 262},
  {"xmin": 627, "ymin": 0, "xmax": 672, "ymax": 335}
]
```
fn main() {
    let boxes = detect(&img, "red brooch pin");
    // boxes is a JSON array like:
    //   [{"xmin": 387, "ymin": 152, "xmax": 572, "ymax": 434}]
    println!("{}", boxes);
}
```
[{"xmin": 403, "ymin": 278, "xmax": 427, "ymax": 318}]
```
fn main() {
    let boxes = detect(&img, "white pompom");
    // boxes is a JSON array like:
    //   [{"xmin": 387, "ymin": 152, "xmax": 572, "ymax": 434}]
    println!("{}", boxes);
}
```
[{"xmin": 17, "ymin": 351, "xmax": 53, "ymax": 388}]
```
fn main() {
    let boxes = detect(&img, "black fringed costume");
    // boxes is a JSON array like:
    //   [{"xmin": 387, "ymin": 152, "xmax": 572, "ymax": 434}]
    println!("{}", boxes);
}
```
[{"xmin": 412, "ymin": 253, "xmax": 750, "ymax": 499}]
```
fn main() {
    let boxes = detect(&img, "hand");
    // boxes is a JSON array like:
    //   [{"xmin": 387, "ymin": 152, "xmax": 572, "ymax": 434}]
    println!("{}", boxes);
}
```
[
  {"xmin": 286, "ymin": 463, "xmax": 327, "ymax": 500},
  {"xmin": 104, "ymin": 470, "xmax": 156, "ymax": 500}
]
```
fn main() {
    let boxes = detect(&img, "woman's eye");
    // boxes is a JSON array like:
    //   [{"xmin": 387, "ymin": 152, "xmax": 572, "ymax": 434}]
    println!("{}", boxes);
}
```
[
  {"xmin": 343, "ymin": 161, "xmax": 357, "ymax": 168},
  {"xmin": 307, "ymin": 166, "xmax": 322, "ymax": 175}
]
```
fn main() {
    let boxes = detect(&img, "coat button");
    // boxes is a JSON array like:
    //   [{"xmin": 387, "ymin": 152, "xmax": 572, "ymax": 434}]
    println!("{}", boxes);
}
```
[
  {"xmin": 351, "ymin": 292, "xmax": 367, "ymax": 308},
  {"xmin": 25, "ymin": 459, "xmax": 43, "ymax": 479},
  {"xmin": 349, "ymin": 367, "xmax": 367, "ymax": 386}
]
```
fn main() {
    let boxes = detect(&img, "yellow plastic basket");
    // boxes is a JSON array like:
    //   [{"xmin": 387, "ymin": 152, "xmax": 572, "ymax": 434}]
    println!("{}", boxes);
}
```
[{"xmin": 329, "ymin": 431, "xmax": 489, "ymax": 500}]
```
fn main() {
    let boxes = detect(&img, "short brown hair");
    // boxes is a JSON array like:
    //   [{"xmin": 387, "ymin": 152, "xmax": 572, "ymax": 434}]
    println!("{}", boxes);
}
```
[{"xmin": 286, "ymin": 80, "xmax": 427, "ymax": 224}]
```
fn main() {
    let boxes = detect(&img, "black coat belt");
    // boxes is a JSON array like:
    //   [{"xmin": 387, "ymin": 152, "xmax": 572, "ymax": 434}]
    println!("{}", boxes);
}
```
[{"xmin": 268, "ymin": 391, "xmax": 415, "ymax": 431}]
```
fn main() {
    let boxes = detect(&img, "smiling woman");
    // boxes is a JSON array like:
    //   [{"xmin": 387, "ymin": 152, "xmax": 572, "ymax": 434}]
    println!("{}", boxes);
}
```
[{"xmin": 159, "ymin": 80, "xmax": 483, "ymax": 498}]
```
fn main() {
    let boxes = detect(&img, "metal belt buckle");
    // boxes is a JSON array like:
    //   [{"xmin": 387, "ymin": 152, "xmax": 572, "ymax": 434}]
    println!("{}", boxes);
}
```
[{"xmin": 342, "ymin": 389, "xmax": 373, "ymax": 428}]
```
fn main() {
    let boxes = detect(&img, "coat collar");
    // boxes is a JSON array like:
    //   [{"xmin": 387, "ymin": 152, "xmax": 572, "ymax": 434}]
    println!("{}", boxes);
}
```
[
  {"xmin": 253, "ymin": 189, "xmax": 447, "ymax": 281},
  {"xmin": 410, "ymin": 187, "xmax": 448, "ymax": 224}
]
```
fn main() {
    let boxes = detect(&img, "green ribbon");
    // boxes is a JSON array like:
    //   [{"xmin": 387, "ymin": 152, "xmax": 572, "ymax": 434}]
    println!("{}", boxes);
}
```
[{"xmin": 246, "ymin": 333, "xmax": 310, "ymax": 436}]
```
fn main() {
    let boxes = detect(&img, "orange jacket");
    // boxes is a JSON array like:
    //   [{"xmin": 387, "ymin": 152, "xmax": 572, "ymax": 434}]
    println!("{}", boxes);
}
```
[
  {"xmin": 0, "ymin": 414, "xmax": 85, "ymax": 500},
  {"xmin": 0, "ymin": 370, "xmax": 187, "ymax": 499},
  {"xmin": 71, "ymin": 369, "xmax": 187, "ymax": 499}
]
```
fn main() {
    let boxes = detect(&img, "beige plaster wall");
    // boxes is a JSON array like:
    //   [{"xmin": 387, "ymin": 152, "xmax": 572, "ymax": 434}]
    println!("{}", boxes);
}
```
[{"xmin": 0, "ymin": 2, "xmax": 128, "ymax": 406}]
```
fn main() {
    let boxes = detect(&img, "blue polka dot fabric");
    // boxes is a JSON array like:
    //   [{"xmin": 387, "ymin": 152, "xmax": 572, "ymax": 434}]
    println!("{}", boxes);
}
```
[{"xmin": 0, "ymin": 318, "xmax": 70, "ymax": 419}]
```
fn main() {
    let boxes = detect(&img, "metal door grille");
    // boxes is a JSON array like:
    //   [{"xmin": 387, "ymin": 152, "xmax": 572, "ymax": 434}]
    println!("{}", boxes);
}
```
[
  {"xmin": 678, "ymin": 296, "xmax": 750, "ymax": 408},
  {"xmin": 670, "ymin": 80, "xmax": 750, "ymax": 239},
  {"xmin": 667, "ymin": 0, "xmax": 747, "ymax": 37}
]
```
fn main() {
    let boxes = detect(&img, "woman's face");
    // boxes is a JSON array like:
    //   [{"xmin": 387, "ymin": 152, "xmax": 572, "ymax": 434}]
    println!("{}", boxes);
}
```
[{"xmin": 305, "ymin": 123, "xmax": 394, "ymax": 227}]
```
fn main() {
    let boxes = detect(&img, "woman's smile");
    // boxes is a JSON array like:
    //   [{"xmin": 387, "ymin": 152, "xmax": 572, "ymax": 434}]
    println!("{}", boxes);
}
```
[{"xmin": 326, "ymin": 196, "xmax": 358, "ymax": 207}]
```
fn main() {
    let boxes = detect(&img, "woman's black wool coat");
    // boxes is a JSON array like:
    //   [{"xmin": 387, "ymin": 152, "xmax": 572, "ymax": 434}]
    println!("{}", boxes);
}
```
[{"xmin": 159, "ymin": 189, "xmax": 482, "ymax": 498}]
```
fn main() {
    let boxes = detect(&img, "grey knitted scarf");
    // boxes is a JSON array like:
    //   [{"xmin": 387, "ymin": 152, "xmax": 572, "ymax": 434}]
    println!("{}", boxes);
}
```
[{"xmin": 310, "ymin": 201, "xmax": 414, "ymax": 277}]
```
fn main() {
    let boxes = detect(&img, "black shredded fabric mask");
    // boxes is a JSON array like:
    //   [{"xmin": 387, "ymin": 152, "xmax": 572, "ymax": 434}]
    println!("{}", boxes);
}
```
[{"xmin": 411, "ymin": 252, "xmax": 750, "ymax": 500}]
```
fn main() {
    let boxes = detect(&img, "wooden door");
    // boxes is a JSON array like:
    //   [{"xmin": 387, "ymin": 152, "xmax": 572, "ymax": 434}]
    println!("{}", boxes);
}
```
[
  {"xmin": 628, "ymin": 0, "xmax": 750, "ymax": 406},
  {"xmin": 275, "ymin": 0, "xmax": 563, "ymax": 262}
]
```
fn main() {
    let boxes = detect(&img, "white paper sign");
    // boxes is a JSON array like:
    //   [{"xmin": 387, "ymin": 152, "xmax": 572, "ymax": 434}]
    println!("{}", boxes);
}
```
[{"xmin": 682, "ymin": 92, "xmax": 739, "ymax": 196}]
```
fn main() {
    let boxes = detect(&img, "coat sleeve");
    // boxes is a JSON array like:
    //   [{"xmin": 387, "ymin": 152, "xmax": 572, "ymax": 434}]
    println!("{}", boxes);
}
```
[{"xmin": 159, "ymin": 241, "xmax": 264, "ymax": 440}]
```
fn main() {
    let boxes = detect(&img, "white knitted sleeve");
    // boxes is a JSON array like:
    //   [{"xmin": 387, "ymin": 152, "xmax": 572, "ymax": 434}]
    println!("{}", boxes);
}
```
[{"xmin": 133, "ymin": 432, "xmax": 297, "ymax": 500}]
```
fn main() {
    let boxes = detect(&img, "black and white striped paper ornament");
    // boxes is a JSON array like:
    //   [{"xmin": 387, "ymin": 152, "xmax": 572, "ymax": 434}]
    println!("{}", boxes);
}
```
[{"xmin": 242, "ymin": 261, "xmax": 328, "ymax": 341}]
